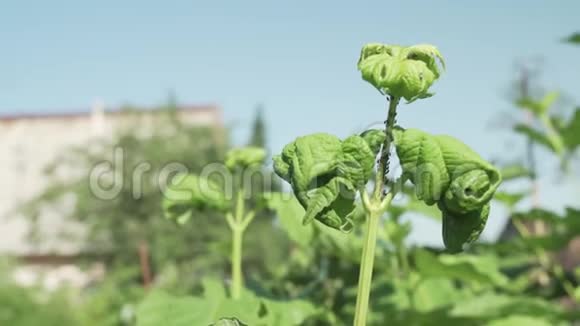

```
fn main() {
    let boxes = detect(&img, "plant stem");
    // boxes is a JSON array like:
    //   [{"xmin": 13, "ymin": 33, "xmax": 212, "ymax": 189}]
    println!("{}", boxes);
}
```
[
  {"xmin": 374, "ymin": 97, "xmax": 400, "ymax": 199},
  {"xmin": 354, "ymin": 96, "xmax": 400, "ymax": 326},
  {"xmin": 231, "ymin": 189, "xmax": 246, "ymax": 300},
  {"xmin": 231, "ymin": 226, "xmax": 243, "ymax": 299},
  {"xmin": 354, "ymin": 193, "xmax": 393, "ymax": 326},
  {"xmin": 354, "ymin": 207, "xmax": 381, "ymax": 326}
]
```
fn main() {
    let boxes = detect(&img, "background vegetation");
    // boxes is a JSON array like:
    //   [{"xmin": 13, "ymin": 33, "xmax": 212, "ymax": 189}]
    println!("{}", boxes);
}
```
[{"xmin": 1, "ymin": 34, "xmax": 579, "ymax": 325}]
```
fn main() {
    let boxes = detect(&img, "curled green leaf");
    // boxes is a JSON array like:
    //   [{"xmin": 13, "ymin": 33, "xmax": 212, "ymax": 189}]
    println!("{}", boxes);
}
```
[
  {"xmin": 357, "ymin": 43, "xmax": 445, "ymax": 102},
  {"xmin": 162, "ymin": 174, "xmax": 230, "ymax": 224},
  {"xmin": 273, "ymin": 131, "xmax": 384, "ymax": 230},
  {"xmin": 225, "ymin": 147, "xmax": 267, "ymax": 171},
  {"xmin": 392, "ymin": 127, "xmax": 502, "ymax": 252}
]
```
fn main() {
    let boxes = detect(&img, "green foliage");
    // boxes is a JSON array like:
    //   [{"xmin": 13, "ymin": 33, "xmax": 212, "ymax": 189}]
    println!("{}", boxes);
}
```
[
  {"xmin": 225, "ymin": 147, "xmax": 267, "ymax": 171},
  {"xmin": 392, "ymin": 127, "xmax": 502, "ymax": 252},
  {"xmin": 136, "ymin": 279, "xmax": 265, "ymax": 325},
  {"xmin": 0, "ymin": 260, "xmax": 80, "ymax": 326},
  {"xmin": 493, "ymin": 191, "xmax": 529, "ymax": 210},
  {"xmin": 75, "ymin": 267, "xmax": 146, "ymax": 326},
  {"xmin": 21, "ymin": 107, "xmax": 228, "ymax": 270},
  {"xmin": 17, "ymin": 35, "xmax": 580, "ymax": 326},
  {"xmin": 487, "ymin": 316, "xmax": 552, "ymax": 326},
  {"xmin": 507, "ymin": 207, "xmax": 580, "ymax": 251},
  {"xmin": 555, "ymin": 109, "xmax": 580, "ymax": 152},
  {"xmin": 499, "ymin": 164, "xmax": 532, "ymax": 181},
  {"xmin": 163, "ymin": 174, "xmax": 230, "ymax": 224},
  {"xmin": 414, "ymin": 250, "xmax": 508, "ymax": 287},
  {"xmin": 449, "ymin": 293, "xmax": 565, "ymax": 322},
  {"xmin": 270, "ymin": 41, "xmax": 511, "ymax": 326},
  {"xmin": 512, "ymin": 92, "xmax": 580, "ymax": 158},
  {"xmin": 514, "ymin": 124, "xmax": 561, "ymax": 154},
  {"xmin": 0, "ymin": 284, "xmax": 80, "ymax": 326},
  {"xmin": 516, "ymin": 91, "xmax": 559, "ymax": 116},
  {"xmin": 357, "ymin": 43, "xmax": 445, "ymax": 102},
  {"xmin": 212, "ymin": 318, "xmax": 248, "ymax": 326},
  {"xmin": 136, "ymin": 278, "xmax": 317, "ymax": 326},
  {"xmin": 273, "ymin": 131, "xmax": 384, "ymax": 230},
  {"xmin": 160, "ymin": 146, "xmax": 271, "ymax": 300},
  {"xmin": 263, "ymin": 192, "xmax": 314, "ymax": 247},
  {"xmin": 17, "ymin": 108, "xmax": 289, "ymax": 326},
  {"xmin": 563, "ymin": 32, "xmax": 580, "ymax": 45},
  {"xmin": 249, "ymin": 106, "xmax": 267, "ymax": 148}
]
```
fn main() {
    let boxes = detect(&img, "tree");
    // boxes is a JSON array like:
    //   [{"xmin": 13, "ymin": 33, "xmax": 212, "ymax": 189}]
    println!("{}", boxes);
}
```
[
  {"xmin": 21, "ymin": 106, "xmax": 228, "ymax": 276},
  {"xmin": 248, "ymin": 105, "xmax": 267, "ymax": 148}
]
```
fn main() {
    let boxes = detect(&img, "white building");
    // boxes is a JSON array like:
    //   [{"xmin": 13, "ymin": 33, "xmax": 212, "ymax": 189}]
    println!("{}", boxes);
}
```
[{"xmin": 0, "ymin": 103, "xmax": 222, "ymax": 259}]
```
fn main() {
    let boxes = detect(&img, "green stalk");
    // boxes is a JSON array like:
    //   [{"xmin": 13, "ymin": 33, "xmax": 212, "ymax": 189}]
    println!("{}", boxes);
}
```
[
  {"xmin": 231, "ymin": 228, "xmax": 243, "ymax": 300},
  {"xmin": 354, "ymin": 192, "xmax": 393, "ymax": 326},
  {"xmin": 399, "ymin": 242, "xmax": 410, "ymax": 274},
  {"xmin": 353, "ymin": 97, "xmax": 399, "ymax": 326},
  {"xmin": 231, "ymin": 189, "xmax": 246, "ymax": 300}
]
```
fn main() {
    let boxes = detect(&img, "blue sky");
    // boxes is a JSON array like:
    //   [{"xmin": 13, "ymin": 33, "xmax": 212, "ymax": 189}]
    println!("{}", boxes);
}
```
[{"xmin": 1, "ymin": 1, "xmax": 578, "ymax": 245}]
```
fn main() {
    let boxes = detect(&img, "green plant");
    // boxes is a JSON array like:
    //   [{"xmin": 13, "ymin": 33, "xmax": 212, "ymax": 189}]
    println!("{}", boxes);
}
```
[
  {"xmin": 137, "ymin": 278, "xmax": 317, "ymax": 325},
  {"xmin": 162, "ymin": 146, "xmax": 266, "ymax": 299},
  {"xmin": 138, "ymin": 146, "xmax": 319, "ymax": 325},
  {"xmin": 490, "ymin": 45, "xmax": 580, "ymax": 305},
  {"xmin": 0, "ymin": 260, "xmax": 82, "ymax": 326},
  {"xmin": 273, "ymin": 43, "xmax": 502, "ymax": 325},
  {"xmin": 19, "ymin": 36, "xmax": 579, "ymax": 326}
]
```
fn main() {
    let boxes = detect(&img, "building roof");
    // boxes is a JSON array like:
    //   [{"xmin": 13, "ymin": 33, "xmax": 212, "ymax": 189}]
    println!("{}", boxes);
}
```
[{"xmin": 0, "ymin": 104, "xmax": 222, "ymax": 123}]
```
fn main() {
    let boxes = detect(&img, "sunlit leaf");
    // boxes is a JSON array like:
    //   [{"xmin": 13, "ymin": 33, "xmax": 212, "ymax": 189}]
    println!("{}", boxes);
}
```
[
  {"xmin": 412, "ymin": 278, "xmax": 463, "ymax": 313},
  {"xmin": 574, "ymin": 287, "xmax": 580, "ymax": 302},
  {"xmin": 137, "ymin": 281, "xmax": 262, "ymax": 325},
  {"xmin": 414, "ymin": 250, "xmax": 509, "ymax": 287},
  {"xmin": 136, "ymin": 279, "xmax": 318, "ymax": 326},
  {"xmin": 450, "ymin": 293, "xmax": 565, "ymax": 322},
  {"xmin": 262, "ymin": 299, "xmax": 318, "ymax": 326},
  {"xmin": 487, "ymin": 316, "xmax": 552, "ymax": 326},
  {"xmin": 137, "ymin": 291, "xmax": 213, "ymax": 326}
]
